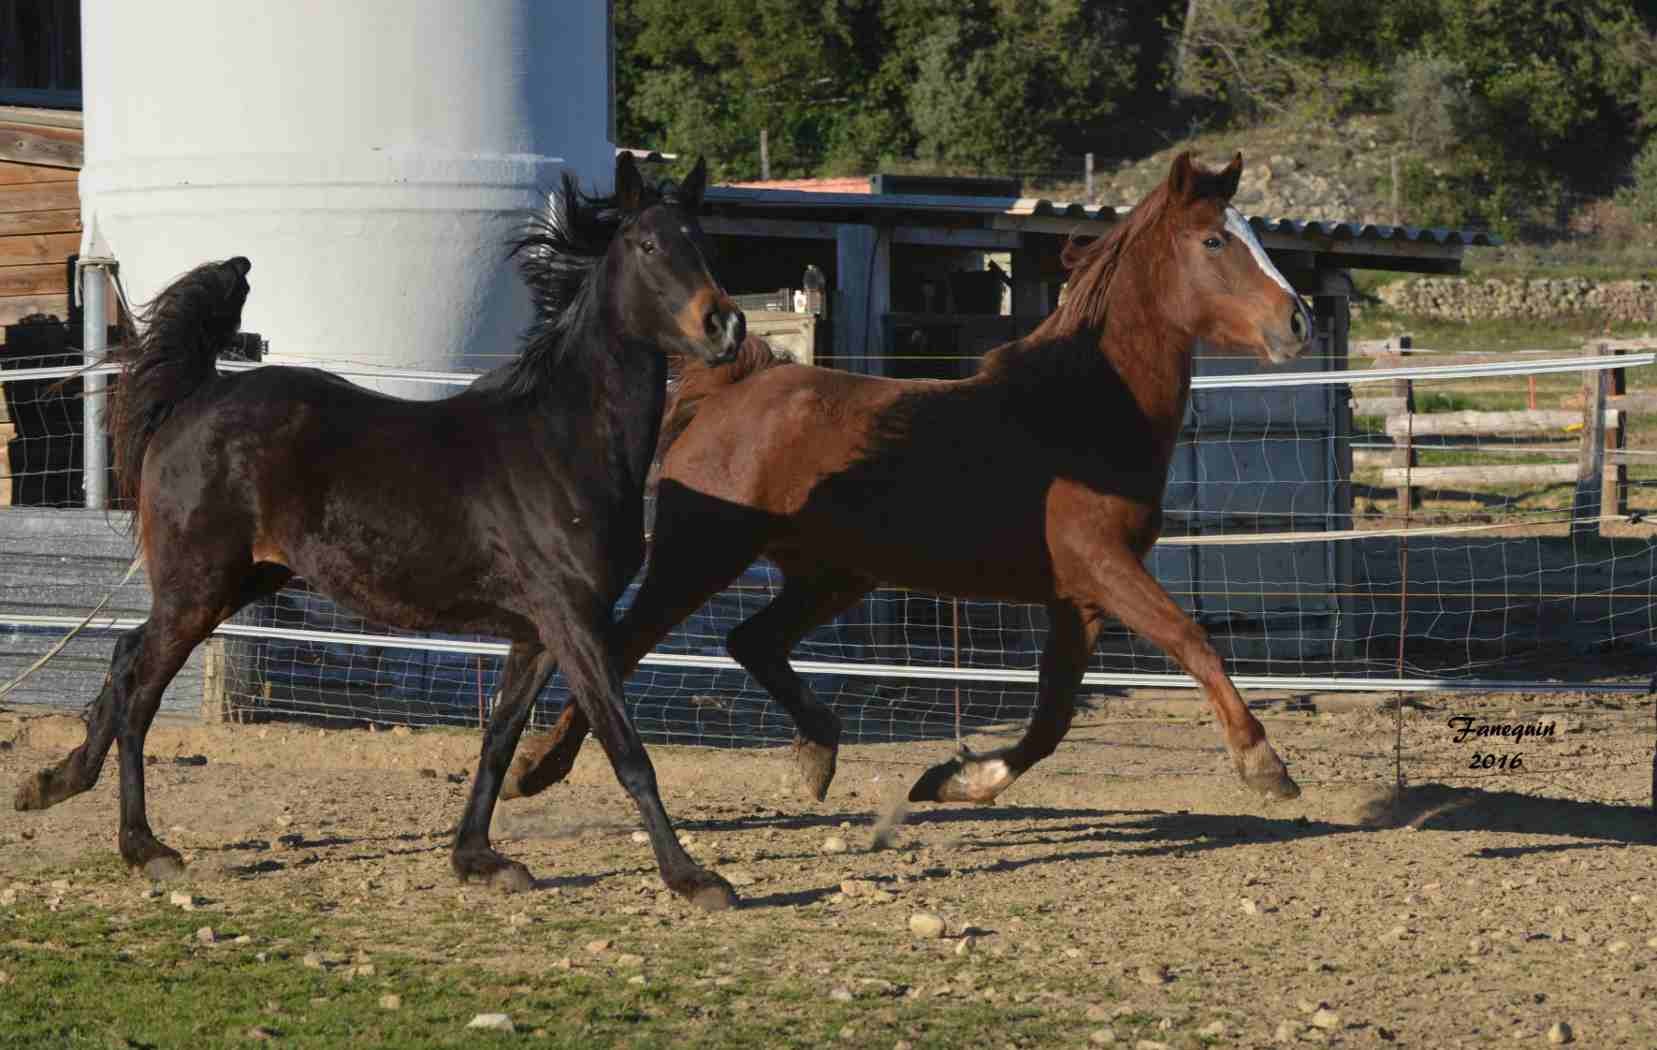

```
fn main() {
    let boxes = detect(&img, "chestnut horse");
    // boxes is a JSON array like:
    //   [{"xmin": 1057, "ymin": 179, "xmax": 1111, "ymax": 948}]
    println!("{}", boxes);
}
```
[
  {"xmin": 504, "ymin": 152, "xmax": 1312, "ymax": 823},
  {"xmin": 15, "ymin": 155, "xmax": 747, "ymax": 909}
]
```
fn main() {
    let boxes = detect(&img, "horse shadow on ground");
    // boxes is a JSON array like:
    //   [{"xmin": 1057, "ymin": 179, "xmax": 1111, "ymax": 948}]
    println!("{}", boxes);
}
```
[
  {"xmin": 716, "ymin": 783, "xmax": 1655, "ymax": 907},
  {"xmin": 1361, "ymin": 783, "xmax": 1657, "ymax": 855}
]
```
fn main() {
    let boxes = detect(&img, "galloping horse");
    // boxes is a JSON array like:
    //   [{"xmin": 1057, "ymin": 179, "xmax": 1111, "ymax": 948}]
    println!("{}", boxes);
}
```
[
  {"xmin": 505, "ymin": 152, "xmax": 1313, "ymax": 817},
  {"xmin": 16, "ymin": 155, "xmax": 748, "ymax": 909}
]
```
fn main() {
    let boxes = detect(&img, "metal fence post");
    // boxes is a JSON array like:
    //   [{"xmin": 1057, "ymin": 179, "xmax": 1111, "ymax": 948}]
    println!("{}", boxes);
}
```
[{"xmin": 80, "ymin": 260, "xmax": 111, "ymax": 510}]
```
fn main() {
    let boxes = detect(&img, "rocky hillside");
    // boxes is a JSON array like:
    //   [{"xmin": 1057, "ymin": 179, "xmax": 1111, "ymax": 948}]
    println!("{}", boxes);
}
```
[{"xmin": 1083, "ymin": 116, "xmax": 1402, "ymax": 224}]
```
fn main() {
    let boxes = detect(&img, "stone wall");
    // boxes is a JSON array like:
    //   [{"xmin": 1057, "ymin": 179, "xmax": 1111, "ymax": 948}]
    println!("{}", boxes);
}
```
[{"xmin": 1376, "ymin": 277, "xmax": 1657, "ymax": 324}]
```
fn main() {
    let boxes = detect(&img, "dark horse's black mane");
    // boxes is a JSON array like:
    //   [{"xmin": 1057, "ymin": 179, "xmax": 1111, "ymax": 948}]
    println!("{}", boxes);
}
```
[{"xmin": 483, "ymin": 173, "xmax": 694, "ymax": 400}]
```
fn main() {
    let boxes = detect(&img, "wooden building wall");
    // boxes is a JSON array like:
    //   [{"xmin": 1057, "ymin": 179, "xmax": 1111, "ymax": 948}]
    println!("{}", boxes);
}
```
[
  {"xmin": 0, "ymin": 113, "xmax": 82, "ymax": 328},
  {"xmin": 0, "ymin": 111, "xmax": 82, "ymax": 507}
]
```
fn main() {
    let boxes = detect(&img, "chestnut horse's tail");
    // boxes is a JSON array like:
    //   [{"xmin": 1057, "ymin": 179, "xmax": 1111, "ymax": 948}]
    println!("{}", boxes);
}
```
[
  {"xmin": 106, "ymin": 257, "xmax": 252, "ymax": 509},
  {"xmin": 658, "ymin": 334, "xmax": 794, "ymax": 459}
]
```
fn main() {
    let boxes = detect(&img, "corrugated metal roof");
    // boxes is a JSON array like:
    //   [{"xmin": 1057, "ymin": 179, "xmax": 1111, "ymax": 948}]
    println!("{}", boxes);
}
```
[
  {"xmin": 1006, "ymin": 198, "xmax": 1500, "ymax": 246},
  {"xmin": 723, "ymin": 176, "xmax": 873, "ymax": 194},
  {"xmin": 705, "ymin": 185, "xmax": 1500, "ymax": 248}
]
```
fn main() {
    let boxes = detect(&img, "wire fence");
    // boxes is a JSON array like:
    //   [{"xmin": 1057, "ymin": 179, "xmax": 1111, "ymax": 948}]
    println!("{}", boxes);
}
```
[{"xmin": 4, "ymin": 339, "xmax": 1657, "ymax": 766}]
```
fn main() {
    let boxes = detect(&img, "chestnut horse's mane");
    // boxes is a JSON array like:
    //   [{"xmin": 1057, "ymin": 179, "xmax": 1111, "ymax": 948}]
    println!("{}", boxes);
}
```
[
  {"xmin": 656, "ymin": 334, "xmax": 794, "ymax": 462},
  {"xmin": 1019, "ymin": 177, "xmax": 1174, "ymax": 346}
]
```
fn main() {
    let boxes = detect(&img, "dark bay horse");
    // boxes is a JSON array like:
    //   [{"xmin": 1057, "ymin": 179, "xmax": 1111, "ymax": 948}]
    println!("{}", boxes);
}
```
[
  {"xmin": 505, "ymin": 152, "xmax": 1313, "ymax": 816},
  {"xmin": 15, "ymin": 154, "xmax": 748, "ymax": 909}
]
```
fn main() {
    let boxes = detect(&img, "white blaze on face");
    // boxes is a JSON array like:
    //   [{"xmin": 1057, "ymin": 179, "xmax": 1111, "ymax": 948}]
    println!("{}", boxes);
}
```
[{"xmin": 1224, "ymin": 207, "xmax": 1296, "ymax": 296}]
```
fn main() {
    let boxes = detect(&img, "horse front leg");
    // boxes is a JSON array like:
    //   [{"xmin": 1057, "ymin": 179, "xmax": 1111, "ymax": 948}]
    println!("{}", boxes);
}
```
[
  {"xmin": 909, "ymin": 602, "xmax": 1098, "ymax": 803},
  {"xmin": 503, "ymin": 519, "xmax": 761, "ymax": 801},
  {"xmin": 450, "ymin": 641, "xmax": 558, "ymax": 891},
  {"xmin": 553, "ymin": 606, "xmax": 735, "ymax": 910},
  {"xmin": 1081, "ymin": 549, "xmax": 1299, "ymax": 800},
  {"xmin": 725, "ymin": 570, "xmax": 868, "ymax": 801}
]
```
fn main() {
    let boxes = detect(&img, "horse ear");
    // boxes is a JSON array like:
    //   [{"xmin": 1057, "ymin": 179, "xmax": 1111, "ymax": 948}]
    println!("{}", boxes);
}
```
[
  {"xmin": 227, "ymin": 256, "xmax": 251, "ymax": 278},
  {"xmin": 680, "ymin": 157, "xmax": 708, "ymax": 211},
  {"xmin": 1168, "ymin": 151, "xmax": 1199, "ymax": 201},
  {"xmin": 615, "ymin": 152, "xmax": 645, "ymax": 213},
  {"xmin": 1217, "ymin": 152, "xmax": 1244, "ymax": 201}
]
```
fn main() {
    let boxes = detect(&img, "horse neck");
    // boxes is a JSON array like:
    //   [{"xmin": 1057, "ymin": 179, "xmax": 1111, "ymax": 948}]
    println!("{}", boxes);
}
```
[
  {"xmin": 1097, "ymin": 295, "xmax": 1195, "ymax": 440},
  {"xmin": 577, "ymin": 308, "xmax": 669, "ymax": 502}
]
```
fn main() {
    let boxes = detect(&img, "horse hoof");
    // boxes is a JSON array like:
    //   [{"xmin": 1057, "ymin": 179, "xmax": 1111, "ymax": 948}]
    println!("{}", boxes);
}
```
[
  {"xmin": 908, "ymin": 754, "xmax": 1015, "ymax": 804},
  {"xmin": 453, "ymin": 848, "xmax": 534, "ymax": 893},
  {"xmin": 684, "ymin": 876, "xmax": 737, "ymax": 912},
  {"xmin": 793, "ymin": 736, "xmax": 838, "ymax": 802},
  {"xmin": 141, "ymin": 854, "xmax": 186, "ymax": 881},
  {"xmin": 1236, "ymin": 742, "xmax": 1300, "ymax": 801},
  {"xmin": 907, "ymin": 759, "xmax": 961, "ymax": 803},
  {"xmin": 498, "ymin": 767, "xmax": 527, "ymax": 801},
  {"xmin": 488, "ymin": 862, "xmax": 534, "ymax": 894},
  {"xmin": 1255, "ymin": 773, "xmax": 1301, "ymax": 801},
  {"xmin": 13, "ymin": 771, "xmax": 51, "ymax": 811}
]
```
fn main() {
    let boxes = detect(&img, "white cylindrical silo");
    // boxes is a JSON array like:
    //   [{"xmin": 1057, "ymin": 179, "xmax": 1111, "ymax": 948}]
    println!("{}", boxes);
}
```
[{"xmin": 79, "ymin": 0, "xmax": 614, "ymax": 393}]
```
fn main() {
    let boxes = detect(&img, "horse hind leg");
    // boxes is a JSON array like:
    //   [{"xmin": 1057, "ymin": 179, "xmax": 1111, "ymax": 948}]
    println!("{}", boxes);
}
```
[
  {"xmin": 13, "ymin": 625, "xmax": 146, "ymax": 812},
  {"xmin": 909, "ymin": 602, "xmax": 1098, "ymax": 804},
  {"xmin": 726, "ymin": 570, "xmax": 870, "ymax": 801},
  {"xmin": 14, "ymin": 562, "xmax": 289, "ymax": 817}
]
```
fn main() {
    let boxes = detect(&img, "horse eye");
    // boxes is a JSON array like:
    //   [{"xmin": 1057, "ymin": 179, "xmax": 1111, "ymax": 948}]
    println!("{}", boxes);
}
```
[
  {"xmin": 641, "ymin": 239, "xmax": 657, "ymax": 255},
  {"xmin": 1203, "ymin": 235, "xmax": 1224, "ymax": 251}
]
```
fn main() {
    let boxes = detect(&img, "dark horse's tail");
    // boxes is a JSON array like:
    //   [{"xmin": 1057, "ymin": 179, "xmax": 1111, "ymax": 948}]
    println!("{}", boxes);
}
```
[
  {"xmin": 106, "ymin": 257, "xmax": 252, "ymax": 509},
  {"xmin": 658, "ymin": 334, "xmax": 793, "ymax": 460}
]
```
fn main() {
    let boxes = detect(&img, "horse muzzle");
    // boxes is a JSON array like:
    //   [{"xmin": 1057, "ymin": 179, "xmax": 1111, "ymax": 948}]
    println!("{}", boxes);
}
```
[
  {"xmin": 1266, "ymin": 297, "xmax": 1315, "ymax": 364},
  {"xmin": 706, "ymin": 305, "xmax": 746, "ymax": 364}
]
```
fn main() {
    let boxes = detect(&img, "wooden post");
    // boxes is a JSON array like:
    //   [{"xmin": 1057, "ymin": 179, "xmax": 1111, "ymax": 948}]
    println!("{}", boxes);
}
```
[
  {"xmin": 202, "ymin": 637, "xmax": 227, "ymax": 723},
  {"xmin": 759, "ymin": 128, "xmax": 770, "ymax": 181},
  {"xmin": 1605, "ymin": 345, "xmax": 1628, "ymax": 520},
  {"xmin": 1010, "ymin": 236, "xmax": 1047, "ymax": 314},
  {"xmin": 1084, "ymin": 152, "xmax": 1095, "ymax": 201},
  {"xmin": 833, "ymin": 224, "xmax": 891, "ymax": 376},
  {"xmin": 1573, "ymin": 342, "xmax": 1609, "ymax": 539},
  {"xmin": 1392, "ymin": 335, "xmax": 1417, "ymax": 513},
  {"xmin": 0, "ymin": 422, "xmax": 12, "ymax": 508}
]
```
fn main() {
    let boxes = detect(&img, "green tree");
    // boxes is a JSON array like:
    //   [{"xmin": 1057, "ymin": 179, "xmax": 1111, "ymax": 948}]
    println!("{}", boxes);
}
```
[
  {"xmin": 1617, "ymin": 136, "xmax": 1657, "ymax": 225},
  {"xmin": 618, "ymin": 0, "xmax": 882, "ymax": 180},
  {"xmin": 616, "ymin": 0, "xmax": 1172, "ymax": 179},
  {"xmin": 898, "ymin": 1, "xmax": 1141, "ymax": 172}
]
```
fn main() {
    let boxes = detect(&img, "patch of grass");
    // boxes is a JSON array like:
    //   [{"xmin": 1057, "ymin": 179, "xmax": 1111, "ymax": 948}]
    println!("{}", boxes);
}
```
[
  {"xmin": 1350, "ymin": 307, "xmax": 1651, "ymax": 353},
  {"xmin": 0, "ymin": 903, "xmax": 1080, "ymax": 1049},
  {"xmin": 1413, "ymin": 391, "xmax": 1475, "ymax": 413}
]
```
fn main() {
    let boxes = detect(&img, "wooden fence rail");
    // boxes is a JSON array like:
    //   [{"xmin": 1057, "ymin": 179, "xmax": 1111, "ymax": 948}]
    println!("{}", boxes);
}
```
[{"xmin": 1352, "ymin": 340, "xmax": 1635, "ymax": 534}]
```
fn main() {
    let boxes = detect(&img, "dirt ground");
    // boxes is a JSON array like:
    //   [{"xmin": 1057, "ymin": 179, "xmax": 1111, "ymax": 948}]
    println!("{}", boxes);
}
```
[{"xmin": 1, "ymin": 690, "xmax": 1654, "ymax": 1048}]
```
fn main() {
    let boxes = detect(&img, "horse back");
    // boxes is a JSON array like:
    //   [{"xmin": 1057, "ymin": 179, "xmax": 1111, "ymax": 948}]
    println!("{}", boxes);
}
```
[{"xmin": 135, "ymin": 365, "xmax": 605, "ymax": 633}]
